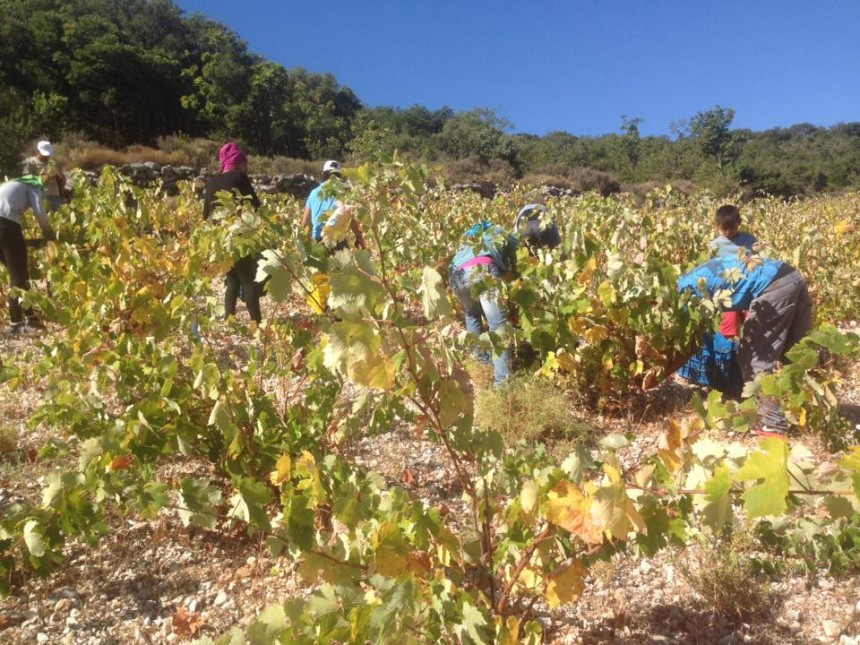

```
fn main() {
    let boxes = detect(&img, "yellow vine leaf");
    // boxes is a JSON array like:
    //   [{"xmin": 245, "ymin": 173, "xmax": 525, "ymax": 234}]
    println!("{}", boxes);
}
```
[
  {"xmin": 545, "ymin": 560, "xmax": 586, "ymax": 608},
  {"xmin": 591, "ymin": 481, "xmax": 646, "ymax": 541},
  {"xmin": 658, "ymin": 419, "xmax": 686, "ymax": 473},
  {"xmin": 546, "ymin": 480, "xmax": 603, "ymax": 544},
  {"xmin": 583, "ymin": 324, "xmax": 609, "ymax": 344},
  {"xmin": 555, "ymin": 350, "xmax": 578, "ymax": 372},
  {"xmin": 519, "ymin": 480, "xmax": 539, "ymax": 515},
  {"xmin": 834, "ymin": 219, "xmax": 853, "ymax": 235},
  {"xmin": 372, "ymin": 522, "xmax": 410, "ymax": 578},
  {"xmin": 269, "ymin": 454, "xmax": 292, "ymax": 486}
]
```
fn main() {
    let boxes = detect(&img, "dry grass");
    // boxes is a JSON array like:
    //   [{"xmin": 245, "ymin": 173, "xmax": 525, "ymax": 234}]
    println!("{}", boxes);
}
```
[
  {"xmin": 52, "ymin": 135, "xmax": 324, "ymax": 176},
  {"xmin": 0, "ymin": 423, "xmax": 16, "ymax": 455},
  {"xmin": 521, "ymin": 166, "xmax": 622, "ymax": 196},
  {"xmin": 623, "ymin": 179, "xmax": 700, "ymax": 202},
  {"xmin": 475, "ymin": 375, "xmax": 590, "ymax": 449},
  {"xmin": 156, "ymin": 135, "xmax": 221, "ymax": 170},
  {"xmin": 442, "ymin": 156, "xmax": 518, "ymax": 186},
  {"xmin": 63, "ymin": 143, "xmax": 189, "ymax": 170},
  {"xmin": 678, "ymin": 538, "xmax": 773, "ymax": 621},
  {"xmin": 253, "ymin": 156, "xmax": 319, "ymax": 177}
]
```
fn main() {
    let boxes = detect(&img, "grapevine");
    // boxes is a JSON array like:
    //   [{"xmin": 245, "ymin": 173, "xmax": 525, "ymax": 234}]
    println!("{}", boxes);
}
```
[{"xmin": 0, "ymin": 163, "xmax": 858, "ymax": 643}]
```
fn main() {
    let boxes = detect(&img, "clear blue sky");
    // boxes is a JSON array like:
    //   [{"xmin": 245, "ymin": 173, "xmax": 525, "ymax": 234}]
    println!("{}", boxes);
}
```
[{"xmin": 173, "ymin": 1, "xmax": 859, "ymax": 138}]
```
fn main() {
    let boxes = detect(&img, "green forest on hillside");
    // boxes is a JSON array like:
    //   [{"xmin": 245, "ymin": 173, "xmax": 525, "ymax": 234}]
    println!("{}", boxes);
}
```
[{"xmin": 2, "ymin": 0, "xmax": 859, "ymax": 196}]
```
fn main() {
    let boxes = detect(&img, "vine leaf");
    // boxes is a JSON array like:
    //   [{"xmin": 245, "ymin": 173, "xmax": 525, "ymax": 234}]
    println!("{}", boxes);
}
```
[
  {"xmin": 324, "ymin": 319, "xmax": 396, "ymax": 390},
  {"xmin": 269, "ymin": 454, "xmax": 292, "ymax": 486},
  {"xmin": 459, "ymin": 601, "xmax": 490, "ymax": 644},
  {"xmin": 171, "ymin": 606, "xmax": 203, "ymax": 639},
  {"xmin": 177, "ymin": 478, "xmax": 222, "ymax": 528},
  {"xmin": 328, "ymin": 265, "xmax": 386, "ymax": 315},
  {"xmin": 545, "ymin": 560, "xmax": 586, "ymax": 608},
  {"xmin": 256, "ymin": 250, "xmax": 292, "ymax": 302},
  {"xmin": 546, "ymin": 480, "xmax": 603, "ymax": 544},
  {"xmin": 23, "ymin": 520, "xmax": 45, "ymax": 558},
  {"xmin": 437, "ymin": 377, "xmax": 471, "ymax": 429},
  {"xmin": 592, "ymin": 463, "xmax": 646, "ymax": 540},
  {"xmin": 735, "ymin": 437, "xmax": 790, "ymax": 518},
  {"xmin": 418, "ymin": 266, "xmax": 452, "ymax": 318},
  {"xmin": 702, "ymin": 464, "xmax": 733, "ymax": 529},
  {"xmin": 519, "ymin": 480, "xmax": 539, "ymax": 515},
  {"xmin": 246, "ymin": 605, "xmax": 287, "ymax": 644},
  {"xmin": 839, "ymin": 447, "xmax": 860, "ymax": 498},
  {"xmin": 657, "ymin": 419, "xmax": 686, "ymax": 472},
  {"xmin": 372, "ymin": 522, "xmax": 410, "ymax": 577},
  {"xmin": 229, "ymin": 478, "xmax": 273, "ymax": 531}
]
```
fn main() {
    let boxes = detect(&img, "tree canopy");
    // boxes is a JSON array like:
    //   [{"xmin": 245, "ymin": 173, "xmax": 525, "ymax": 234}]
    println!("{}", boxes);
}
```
[{"xmin": 2, "ymin": 0, "xmax": 858, "ymax": 196}]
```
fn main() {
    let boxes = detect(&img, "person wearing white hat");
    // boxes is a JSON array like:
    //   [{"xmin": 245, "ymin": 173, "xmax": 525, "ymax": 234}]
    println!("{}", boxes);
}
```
[
  {"xmin": 22, "ymin": 140, "xmax": 66, "ymax": 212},
  {"xmin": 300, "ymin": 160, "xmax": 363, "ymax": 251},
  {"xmin": 514, "ymin": 202, "xmax": 561, "ymax": 253},
  {"xmin": 301, "ymin": 160, "xmax": 344, "ymax": 242}
]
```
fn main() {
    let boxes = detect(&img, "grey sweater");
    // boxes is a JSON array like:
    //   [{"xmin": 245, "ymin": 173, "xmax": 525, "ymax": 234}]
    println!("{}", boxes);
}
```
[{"xmin": 0, "ymin": 181, "xmax": 53, "ymax": 237}]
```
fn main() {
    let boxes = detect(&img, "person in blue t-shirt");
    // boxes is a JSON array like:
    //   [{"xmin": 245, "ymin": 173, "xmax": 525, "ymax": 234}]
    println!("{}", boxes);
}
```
[
  {"xmin": 709, "ymin": 204, "xmax": 758, "ymax": 258},
  {"xmin": 302, "ymin": 160, "xmax": 344, "ymax": 241},
  {"xmin": 450, "ymin": 222, "xmax": 518, "ymax": 387},
  {"xmin": 678, "ymin": 255, "xmax": 813, "ymax": 434},
  {"xmin": 709, "ymin": 204, "xmax": 758, "ymax": 338}
]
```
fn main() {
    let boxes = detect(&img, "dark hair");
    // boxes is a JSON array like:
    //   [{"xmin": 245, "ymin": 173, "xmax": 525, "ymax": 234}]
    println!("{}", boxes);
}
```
[{"xmin": 715, "ymin": 204, "xmax": 741, "ymax": 231}]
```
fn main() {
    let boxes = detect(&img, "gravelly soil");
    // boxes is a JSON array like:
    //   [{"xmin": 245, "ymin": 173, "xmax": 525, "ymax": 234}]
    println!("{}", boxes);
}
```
[{"xmin": 1, "ymin": 315, "xmax": 859, "ymax": 644}]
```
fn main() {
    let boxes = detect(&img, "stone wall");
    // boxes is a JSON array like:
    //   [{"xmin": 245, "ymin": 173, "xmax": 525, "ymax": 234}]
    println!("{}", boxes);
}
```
[
  {"xmin": 74, "ymin": 163, "xmax": 581, "ymax": 201},
  {"xmin": 75, "ymin": 163, "xmax": 319, "ymax": 200}
]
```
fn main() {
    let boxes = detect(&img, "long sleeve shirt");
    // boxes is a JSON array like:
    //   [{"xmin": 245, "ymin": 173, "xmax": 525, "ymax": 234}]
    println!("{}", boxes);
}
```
[
  {"xmin": 203, "ymin": 171, "xmax": 260, "ymax": 220},
  {"xmin": 678, "ymin": 255, "xmax": 784, "ymax": 311},
  {"xmin": 0, "ymin": 180, "xmax": 53, "ymax": 237},
  {"xmin": 451, "ymin": 222, "xmax": 519, "ymax": 277}
]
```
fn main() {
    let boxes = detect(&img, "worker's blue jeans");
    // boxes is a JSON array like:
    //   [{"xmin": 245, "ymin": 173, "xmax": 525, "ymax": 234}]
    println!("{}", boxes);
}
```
[{"xmin": 451, "ymin": 266, "xmax": 511, "ymax": 387}]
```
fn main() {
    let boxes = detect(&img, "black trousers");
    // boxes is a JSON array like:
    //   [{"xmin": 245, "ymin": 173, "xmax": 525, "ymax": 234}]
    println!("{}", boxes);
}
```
[
  {"xmin": 0, "ymin": 218, "xmax": 33, "ymax": 324},
  {"xmin": 225, "ymin": 254, "xmax": 262, "ymax": 323}
]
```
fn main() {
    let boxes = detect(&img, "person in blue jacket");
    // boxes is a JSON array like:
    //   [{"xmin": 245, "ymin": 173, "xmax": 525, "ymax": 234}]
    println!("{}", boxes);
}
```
[
  {"xmin": 678, "ymin": 255, "xmax": 813, "ymax": 434},
  {"xmin": 450, "ymin": 221, "xmax": 518, "ymax": 387}
]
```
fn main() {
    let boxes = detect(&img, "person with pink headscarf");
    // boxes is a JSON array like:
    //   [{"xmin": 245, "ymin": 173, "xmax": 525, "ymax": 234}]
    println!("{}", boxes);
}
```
[{"xmin": 203, "ymin": 142, "xmax": 263, "ymax": 323}]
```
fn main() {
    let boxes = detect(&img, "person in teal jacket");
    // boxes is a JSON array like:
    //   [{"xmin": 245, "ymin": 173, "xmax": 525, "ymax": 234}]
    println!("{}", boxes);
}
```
[
  {"xmin": 679, "ymin": 255, "xmax": 813, "ymax": 434},
  {"xmin": 450, "ymin": 221, "xmax": 518, "ymax": 387}
]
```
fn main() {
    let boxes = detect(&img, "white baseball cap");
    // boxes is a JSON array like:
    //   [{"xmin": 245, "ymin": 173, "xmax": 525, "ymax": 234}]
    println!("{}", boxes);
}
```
[
  {"xmin": 37, "ymin": 141, "xmax": 54, "ymax": 157},
  {"xmin": 322, "ymin": 160, "xmax": 341, "ymax": 174}
]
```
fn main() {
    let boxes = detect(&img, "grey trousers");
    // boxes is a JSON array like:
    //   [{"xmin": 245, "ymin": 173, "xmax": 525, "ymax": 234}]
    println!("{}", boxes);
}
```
[{"xmin": 738, "ymin": 264, "xmax": 813, "ymax": 431}]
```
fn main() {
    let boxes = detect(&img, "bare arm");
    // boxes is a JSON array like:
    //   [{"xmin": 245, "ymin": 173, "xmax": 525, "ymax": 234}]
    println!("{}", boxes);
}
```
[{"xmin": 301, "ymin": 206, "xmax": 312, "ymax": 231}]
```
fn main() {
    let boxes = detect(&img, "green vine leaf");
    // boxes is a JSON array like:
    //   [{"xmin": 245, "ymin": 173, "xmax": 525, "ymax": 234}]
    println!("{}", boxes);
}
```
[{"xmin": 735, "ymin": 438, "xmax": 790, "ymax": 518}]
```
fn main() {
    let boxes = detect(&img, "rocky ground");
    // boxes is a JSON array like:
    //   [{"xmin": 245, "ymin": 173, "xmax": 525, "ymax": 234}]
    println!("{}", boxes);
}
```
[{"xmin": 1, "ymin": 312, "xmax": 859, "ymax": 644}]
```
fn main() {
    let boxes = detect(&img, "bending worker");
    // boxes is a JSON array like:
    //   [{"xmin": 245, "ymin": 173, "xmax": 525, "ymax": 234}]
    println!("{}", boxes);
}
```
[
  {"xmin": 0, "ymin": 176, "xmax": 55, "ymax": 333},
  {"xmin": 450, "ymin": 221, "xmax": 518, "ymax": 387},
  {"xmin": 678, "ymin": 254, "xmax": 812, "ymax": 435}
]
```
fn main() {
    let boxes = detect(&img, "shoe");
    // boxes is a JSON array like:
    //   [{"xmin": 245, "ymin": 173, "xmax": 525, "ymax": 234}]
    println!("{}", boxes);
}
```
[
  {"xmin": 755, "ymin": 429, "xmax": 786, "ymax": 439},
  {"xmin": 9, "ymin": 323, "xmax": 45, "ymax": 336},
  {"xmin": 751, "ymin": 423, "xmax": 786, "ymax": 439},
  {"xmin": 26, "ymin": 318, "xmax": 46, "ymax": 330}
]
